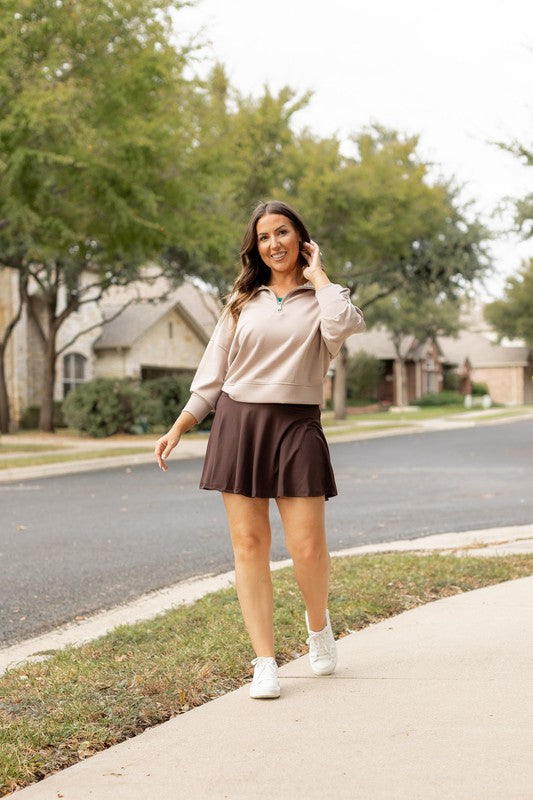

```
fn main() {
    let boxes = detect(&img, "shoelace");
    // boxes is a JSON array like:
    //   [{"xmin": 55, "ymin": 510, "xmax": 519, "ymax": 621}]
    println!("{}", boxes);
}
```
[
  {"xmin": 251, "ymin": 657, "xmax": 277, "ymax": 680},
  {"xmin": 306, "ymin": 630, "xmax": 331, "ymax": 657}
]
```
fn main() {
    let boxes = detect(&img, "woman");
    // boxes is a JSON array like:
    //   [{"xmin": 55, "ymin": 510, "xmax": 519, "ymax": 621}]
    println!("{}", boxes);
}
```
[{"xmin": 154, "ymin": 200, "xmax": 365, "ymax": 699}]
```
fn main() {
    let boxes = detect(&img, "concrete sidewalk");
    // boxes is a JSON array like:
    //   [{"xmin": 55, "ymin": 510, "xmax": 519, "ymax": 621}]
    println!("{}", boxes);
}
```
[{"xmin": 12, "ymin": 574, "xmax": 533, "ymax": 799}]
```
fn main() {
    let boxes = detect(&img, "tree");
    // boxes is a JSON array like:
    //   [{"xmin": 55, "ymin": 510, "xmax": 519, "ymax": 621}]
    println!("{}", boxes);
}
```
[
  {"xmin": 0, "ymin": 0, "xmax": 197, "ymax": 431},
  {"xmin": 495, "ymin": 138, "xmax": 532, "ymax": 239},
  {"xmin": 484, "ymin": 258, "xmax": 533, "ymax": 348},
  {"xmin": 282, "ymin": 125, "xmax": 491, "ymax": 415}
]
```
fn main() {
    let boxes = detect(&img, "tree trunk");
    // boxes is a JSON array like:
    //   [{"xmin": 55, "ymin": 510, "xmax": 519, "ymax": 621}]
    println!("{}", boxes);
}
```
[
  {"xmin": 333, "ymin": 343, "xmax": 348, "ymax": 420},
  {"xmin": 0, "ymin": 349, "xmax": 11, "ymax": 433},
  {"xmin": 39, "ymin": 337, "xmax": 57, "ymax": 432},
  {"xmin": 0, "ymin": 267, "xmax": 28, "ymax": 432}
]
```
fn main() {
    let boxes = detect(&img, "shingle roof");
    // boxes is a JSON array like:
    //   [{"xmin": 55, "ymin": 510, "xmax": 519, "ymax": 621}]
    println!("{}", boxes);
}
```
[
  {"xmin": 94, "ymin": 281, "xmax": 221, "ymax": 350},
  {"xmin": 346, "ymin": 326, "xmax": 425, "ymax": 360},
  {"xmin": 347, "ymin": 324, "xmax": 530, "ymax": 368},
  {"xmin": 439, "ymin": 330, "xmax": 530, "ymax": 368}
]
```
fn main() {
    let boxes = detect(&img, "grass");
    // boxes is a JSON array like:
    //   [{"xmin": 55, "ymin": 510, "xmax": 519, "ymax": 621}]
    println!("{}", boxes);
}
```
[
  {"xmin": 1, "ymin": 551, "xmax": 532, "ymax": 796},
  {"xmin": 325, "ymin": 423, "xmax": 412, "ymax": 437},
  {"xmin": 0, "ymin": 447, "xmax": 151, "ymax": 470},
  {"xmin": 0, "ymin": 444, "xmax": 68, "ymax": 454}
]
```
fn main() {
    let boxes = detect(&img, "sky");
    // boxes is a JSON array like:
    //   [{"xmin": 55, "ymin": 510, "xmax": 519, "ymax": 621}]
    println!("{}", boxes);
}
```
[{"xmin": 172, "ymin": 0, "xmax": 533, "ymax": 300}]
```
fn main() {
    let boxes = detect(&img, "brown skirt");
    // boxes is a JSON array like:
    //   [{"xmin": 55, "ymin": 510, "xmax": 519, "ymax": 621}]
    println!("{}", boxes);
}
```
[{"xmin": 200, "ymin": 392, "xmax": 337, "ymax": 500}]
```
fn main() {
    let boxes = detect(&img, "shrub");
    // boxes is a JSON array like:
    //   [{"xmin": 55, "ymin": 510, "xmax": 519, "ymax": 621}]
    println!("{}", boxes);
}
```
[
  {"xmin": 416, "ymin": 391, "xmax": 464, "ymax": 407},
  {"xmin": 472, "ymin": 381, "xmax": 490, "ymax": 396},
  {"xmin": 143, "ymin": 375, "xmax": 193, "ymax": 429},
  {"xmin": 62, "ymin": 378, "xmax": 153, "ymax": 437},
  {"xmin": 346, "ymin": 351, "xmax": 384, "ymax": 402},
  {"xmin": 442, "ymin": 369, "xmax": 461, "ymax": 391},
  {"xmin": 19, "ymin": 402, "xmax": 67, "ymax": 429}
]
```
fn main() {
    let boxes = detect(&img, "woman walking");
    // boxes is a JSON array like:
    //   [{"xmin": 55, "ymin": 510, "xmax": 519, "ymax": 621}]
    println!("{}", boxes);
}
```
[{"xmin": 154, "ymin": 200, "xmax": 365, "ymax": 699}]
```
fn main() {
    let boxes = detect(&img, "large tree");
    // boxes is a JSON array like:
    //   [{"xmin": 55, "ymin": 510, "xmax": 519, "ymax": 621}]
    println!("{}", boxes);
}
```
[
  {"xmin": 0, "ymin": 0, "xmax": 196, "ymax": 431},
  {"xmin": 495, "ymin": 137, "xmax": 533, "ymax": 239},
  {"xmin": 484, "ymin": 258, "xmax": 533, "ymax": 348}
]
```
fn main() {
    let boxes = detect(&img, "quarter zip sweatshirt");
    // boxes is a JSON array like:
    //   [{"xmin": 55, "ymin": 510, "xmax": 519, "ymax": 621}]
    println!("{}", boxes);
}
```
[{"xmin": 182, "ymin": 282, "xmax": 366, "ymax": 424}]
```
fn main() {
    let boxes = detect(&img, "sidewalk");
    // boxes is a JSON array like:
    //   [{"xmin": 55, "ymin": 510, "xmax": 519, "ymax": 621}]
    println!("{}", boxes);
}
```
[{"xmin": 12, "ymin": 573, "xmax": 533, "ymax": 799}]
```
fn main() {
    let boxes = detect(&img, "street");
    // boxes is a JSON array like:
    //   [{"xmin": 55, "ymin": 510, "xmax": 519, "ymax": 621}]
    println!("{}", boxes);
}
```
[{"xmin": 1, "ymin": 419, "xmax": 532, "ymax": 647}]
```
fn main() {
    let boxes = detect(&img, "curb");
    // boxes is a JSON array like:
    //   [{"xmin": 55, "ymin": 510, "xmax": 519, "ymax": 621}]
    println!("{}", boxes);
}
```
[{"xmin": 2, "ymin": 523, "xmax": 532, "ymax": 677}]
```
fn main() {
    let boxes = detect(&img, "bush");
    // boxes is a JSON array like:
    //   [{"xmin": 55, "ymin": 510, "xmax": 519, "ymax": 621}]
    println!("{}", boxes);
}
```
[
  {"xmin": 62, "ymin": 378, "xmax": 154, "ymax": 437},
  {"xmin": 19, "ymin": 402, "xmax": 67, "ymax": 429},
  {"xmin": 61, "ymin": 375, "xmax": 213, "ymax": 437},
  {"xmin": 472, "ymin": 381, "xmax": 490, "ymax": 396},
  {"xmin": 442, "ymin": 369, "xmax": 461, "ymax": 391},
  {"xmin": 346, "ymin": 351, "xmax": 384, "ymax": 402},
  {"xmin": 143, "ymin": 375, "xmax": 193, "ymax": 429},
  {"xmin": 416, "ymin": 391, "xmax": 464, "ymax": 407}
]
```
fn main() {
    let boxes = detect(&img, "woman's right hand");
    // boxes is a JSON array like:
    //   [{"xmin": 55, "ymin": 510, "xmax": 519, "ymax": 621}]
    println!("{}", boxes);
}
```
[{"xmin": 154, "ymin": 430, "xmax": 181, "ymax": 471}]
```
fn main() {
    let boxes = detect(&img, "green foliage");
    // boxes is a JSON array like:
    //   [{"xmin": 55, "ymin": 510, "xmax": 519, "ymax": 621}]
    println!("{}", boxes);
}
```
[
  {"xmin": 360, "ymin": 288, "xmax": 462, "ymax": 353},
  {"xmin": 484, "ymin": 258, "xmax": 533, "ymax": 348},
  {"xmin": 471, "ymin": 381, "xmax": 490, "ymax": 397},
  {"xmin": 62, "ymin": 378, "xmax": 153, "ymax": 437},
  {"xmin": 346, "ymin": 351, "xmax": 384, "ymax": 402},
  {"xmin": 442, "ymin": 369, "xmax": 461, "ymax": 391},
  {"xmin": 61, "ymin": 376, "xmax": 213, "ymax": 436},
  {"xmin": 143, "ymin": 375, "xmax": 193, "ymax": 429},
  {"xmin": 19, "ymin": 402, "xmax": 65, "ymax": 429},
  {"xmin": 416, "ymin": 391, "xmax": 464, "ymax": 407}
]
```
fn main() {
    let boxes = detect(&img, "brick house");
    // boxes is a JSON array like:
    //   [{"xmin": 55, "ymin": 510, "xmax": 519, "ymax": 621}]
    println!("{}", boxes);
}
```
[
  {"xmin": 345, "ymin": 326, "xmax": 444, "ymax": 406},
  {"xmin": 346, "ymin": 324, "xmax": 533, "ymax": 406}
]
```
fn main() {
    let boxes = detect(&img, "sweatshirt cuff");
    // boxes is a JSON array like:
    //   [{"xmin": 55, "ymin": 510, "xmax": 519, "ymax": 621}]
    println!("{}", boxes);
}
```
[{"xmin": 182, "ymin": 393, "xmax": 213, "ymax": 425}]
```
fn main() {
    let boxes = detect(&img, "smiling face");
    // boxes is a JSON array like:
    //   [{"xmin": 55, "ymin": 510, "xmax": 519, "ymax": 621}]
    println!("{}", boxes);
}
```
[{"xmin": 256, "ymin": 213, "xmax": 301, "ymax": 280}]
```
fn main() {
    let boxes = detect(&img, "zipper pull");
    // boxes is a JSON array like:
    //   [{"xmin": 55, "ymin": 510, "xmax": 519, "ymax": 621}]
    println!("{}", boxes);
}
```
[{"xmin": 276, "ymin": 296, "xmax": 283, "ymax": 313}]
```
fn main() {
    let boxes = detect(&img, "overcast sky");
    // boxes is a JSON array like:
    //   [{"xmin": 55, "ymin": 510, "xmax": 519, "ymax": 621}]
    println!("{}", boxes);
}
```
[{"xmin": 173, "ymin": 0, "xmax": 533, "ymax": 299}]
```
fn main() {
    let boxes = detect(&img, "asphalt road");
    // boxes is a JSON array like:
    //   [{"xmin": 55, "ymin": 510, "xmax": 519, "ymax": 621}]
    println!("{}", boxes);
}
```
[{"xmin": 1, "ymin": 419, "xmax": 532, "ymax": 647}]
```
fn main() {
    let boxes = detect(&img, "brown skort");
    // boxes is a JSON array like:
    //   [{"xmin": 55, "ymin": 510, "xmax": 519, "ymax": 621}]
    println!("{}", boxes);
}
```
[{"xmin": 200, "ymin": 392, "xmax": 337, "ymax": 500}]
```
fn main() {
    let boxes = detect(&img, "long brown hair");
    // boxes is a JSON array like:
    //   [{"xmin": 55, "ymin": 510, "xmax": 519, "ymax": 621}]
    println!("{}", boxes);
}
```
[{"xmin": 224, "ymin": 200, "xmax": 311, "ymax": 324}]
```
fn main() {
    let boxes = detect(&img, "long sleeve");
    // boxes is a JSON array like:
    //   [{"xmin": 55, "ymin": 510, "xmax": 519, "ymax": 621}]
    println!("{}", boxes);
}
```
[
  {"xmin": 315, "ymin": 283, "xmax": 366, "ymax": 357},
  {"xmin": 182, "ymin": 310, "xmax": 235, "ymax": 424}
]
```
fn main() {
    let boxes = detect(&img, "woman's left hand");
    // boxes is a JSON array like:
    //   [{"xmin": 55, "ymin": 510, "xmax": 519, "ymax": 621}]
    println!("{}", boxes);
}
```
[{"xmin": 301, "ymin": 240, "xmax": 330, "ymax": 288}]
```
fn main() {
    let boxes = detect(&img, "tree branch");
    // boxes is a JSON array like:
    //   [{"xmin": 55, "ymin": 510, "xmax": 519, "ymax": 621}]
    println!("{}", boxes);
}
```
[{"xmin": 56, "ymin": 298, "xmax": 136, "ymax": 356}]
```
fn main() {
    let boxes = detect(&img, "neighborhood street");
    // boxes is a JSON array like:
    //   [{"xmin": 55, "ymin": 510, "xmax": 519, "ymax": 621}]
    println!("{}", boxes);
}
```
[{"xmin": 2, "ymin": 418, "xmax": 532, "ymax": 648}]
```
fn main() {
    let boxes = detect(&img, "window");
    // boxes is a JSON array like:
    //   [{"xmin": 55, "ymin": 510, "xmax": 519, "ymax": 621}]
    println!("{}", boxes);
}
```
[{"xmin": 63, "ymin": 353, "xmax": 87, "ymax": 397}]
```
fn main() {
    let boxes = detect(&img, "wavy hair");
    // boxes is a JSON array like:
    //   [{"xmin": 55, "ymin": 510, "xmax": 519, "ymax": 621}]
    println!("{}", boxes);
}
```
[{"xmin": 223, "ymin": 200, "xmax": 311, "ymax": 324}]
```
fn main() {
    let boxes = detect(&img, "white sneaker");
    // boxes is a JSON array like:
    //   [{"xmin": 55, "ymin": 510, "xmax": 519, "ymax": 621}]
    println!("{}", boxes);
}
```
[
  {"xmin": 305, "ymin": 609, "xmax": 337, "ymax": 675},
  {"xmin": 249, "ymin": 657, "xmax": 281, "ymax": 699}
]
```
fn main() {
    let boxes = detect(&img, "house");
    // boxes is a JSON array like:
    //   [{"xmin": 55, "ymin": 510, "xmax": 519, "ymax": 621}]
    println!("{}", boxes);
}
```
[
  {"xmin": 92, "ymin": 281, "xmax": 221, "ymax": 383},
  {"xmin": 346, "ymin": 322, "xmax": 533, "ymax": 406},
  {"xmin": 439, "ymin": 331, "xmax": 533, "ymax": 405},
  {"xmin": 345, "ymin": 326, "xmax": 443, "ymax": 406},
  {"xmin": 0, "ymin": 267, "xmax": 222, "ymax": 428}
]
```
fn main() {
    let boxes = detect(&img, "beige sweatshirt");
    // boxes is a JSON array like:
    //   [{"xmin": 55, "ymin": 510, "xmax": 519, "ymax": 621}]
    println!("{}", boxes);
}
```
[{"xmin": 182, "ymin": 281, "xmax": 366, "ymax": 424}]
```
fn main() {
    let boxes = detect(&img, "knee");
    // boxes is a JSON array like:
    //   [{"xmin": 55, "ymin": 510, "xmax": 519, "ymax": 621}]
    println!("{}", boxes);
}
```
[
  {"xmin": 232, "ymin": 529, "xmax": 270, "ymax": 561},
  {"xmin": 290, "ymin": 539, "xmax": 329, "ymax": 567}
]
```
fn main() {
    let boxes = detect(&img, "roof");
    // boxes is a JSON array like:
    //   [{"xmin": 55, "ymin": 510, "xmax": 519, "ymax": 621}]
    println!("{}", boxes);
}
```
[
  {"xmin": 439, "ymin": 330, "xmax": 530, "ymax": 368},
  {"xmin": 94, "ymin": 280, "xmax": 222, "ymax": 350},
  {"xmin": 347, "ymin": 324, "xmax": 531, "ymax": 368},
  {"xmin": 346, "ymin": 326, "xmax": 430, "ymax": 361}
]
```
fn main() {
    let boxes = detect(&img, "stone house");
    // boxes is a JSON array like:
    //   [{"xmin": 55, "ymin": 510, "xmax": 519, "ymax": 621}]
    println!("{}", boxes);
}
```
[{"xmin": 0, "ymin": 267, "xmax": 221, "ymax": 428}]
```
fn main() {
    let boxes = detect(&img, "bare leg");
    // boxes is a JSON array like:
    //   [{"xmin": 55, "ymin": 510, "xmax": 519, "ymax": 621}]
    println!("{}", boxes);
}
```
[
  {"xmin": 222, "ymin": 493, "xmax": 274, "ymax": 657},
  {"xmin": 276, "ymin": 496, "xmax": 330, "ymax": 631}
]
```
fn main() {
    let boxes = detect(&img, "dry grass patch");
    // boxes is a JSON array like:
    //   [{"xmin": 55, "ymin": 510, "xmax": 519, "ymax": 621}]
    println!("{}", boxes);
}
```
[{"xmin": 1, "ymin": 551, "xmax": 532, "ymax": 795}]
